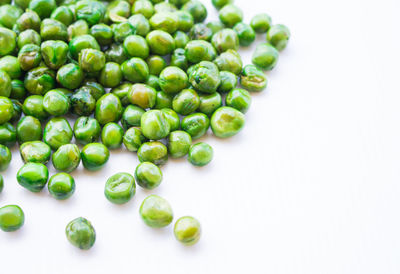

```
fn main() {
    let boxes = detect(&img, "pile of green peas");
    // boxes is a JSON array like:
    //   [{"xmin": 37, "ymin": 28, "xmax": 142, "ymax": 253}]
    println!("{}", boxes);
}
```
[{"xmin": 0, "ymin": 0, "xmax": 289, "ymax": 249}]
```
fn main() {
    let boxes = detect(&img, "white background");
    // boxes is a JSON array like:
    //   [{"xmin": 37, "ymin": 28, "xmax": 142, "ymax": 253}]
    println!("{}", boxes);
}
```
[{"xmin": 1, "ymin": 0, "xmax": 400, "ymax": 273}]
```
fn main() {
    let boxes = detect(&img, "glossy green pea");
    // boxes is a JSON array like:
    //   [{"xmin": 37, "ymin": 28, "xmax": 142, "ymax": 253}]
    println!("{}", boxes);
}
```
[
  {"xmin": 52, "ymin": 144, "xmax": 81, "ymax": 173},
  {"xmin": 139, "ymin": 195, "xmax": 173, "ymax": 228},
  {"xmin": 135, "ymin": 162, "xmax": 162, "ymax": 190},
  {"xmin": 43, "ymin": 117, "xmax": 73, "ymax": 150},
  {"xmin": 0, "ymin": 145, "xmax": 11, "ymax": 171},
  {"xmin": 0, "ymin": 70, "xmax": 11, "ymax": 98},
  {"xmin": 212, "ymin": 29, "xmax": 239, "ymax": 53},
  {"xmin": 182, "ymin": 0, "xmax": 207, "ymax": 23},
  {"xmin": 240, "ymin": 64, "xmax": 268, "ymax": 92},
  {"xmin": 121, "ymin": 105, "xmax": 145, "ymax": 129},
  {"xmin": 219, "ymin": 4, "xmax": 242, "ymax": 28},
  {"xmin": 48, "ymin": 173, "xmax": 75, "ymax": 200},
  {"xmin": 107, "ymin": 0, "xmax": 130, "ymax": 23},
  {"xmin": 0, "ymin": 205, "xmax": 24, "ymax": 232},
  {"xmin": 98, "ymin": 62, "xmax": 123, "ymax": 88},
  {"xmin": 214, "ymin": 49, "xmax": 243, "ymax": 75},
  {"xmin": 172, "ymin": 89, "xmax": 200, "ymax": 115},
  {"xmin": 69, "ymin": 34, "xmax": 100, "ymax": 60},
  {"xmin": 123, "ymin": 127, "xmax": 145, "ymax": 152},
  {"xmin": 82, "ymin": 80, "xmax": 106, "ymax": 100},
  {"xmin": 23, "ymin": 95, "xmax": 49, "ymax": 120},
  {"xmin": 41, "ymin": 40, "xmax": 68, "ymax": 70},
  {"xmin": 128, "ymin": 14, "xmax": 151, "ymax": 36},
  {"xmin": 40, "ymin": 19, "xmax": 68, "ymax": 41},
  {"xmin": 105, "ymin": 172, "xmax": 136, "ymax": 204},
  {"xmin": 17, "ymin": 162, "xmax": 49, "ymax": 192},
  {"xmin": 250, "ymin": 13, "xmax": 272, "ymax": 34},
  {"xmin": 71, "ymin": 88, "xmax": 96, "ymax": 116},
  {"xmin": 128, "ymin": 83, "xmax": 156, "ymax": 109},
  {"xmin": 161, "ymin": 108, "xmax": 180, "ymax": 131},
  {"xmin": 234, "ymin": 22, "xmax": 256, "ymax": 47},
  {"xmin": 146, "ymin": 55, "xmax": 167, "ymax": 76},
  {"xmin": 113, "ymin": 21, "xmax": 135, "ymax": 43},
  {"xmin": 174, "ymin": 216, "xmax": 201, "ymax": 245},
  {"xmin": 121, "ymin": 57, "xmax": 149, "ymax": 83},
  {"xmin": 190, "ymin": 23, "xmax": 212, "ymax": 41},
  {"xmin": 19, "ymin": 141, "xmax": 51, "ymax": 164},
  {"xmin": 155, "ymin": 91, "xmax": 173, "ymax": 109},
  {"xmin": 24, "ymin": 67, "xmax": 56, "ymax": 95},
  {"xmin": 181, "ymin": 112, "xmax": 209, "ymax": 139},
  {"xmin": 146, "ymin": 30, "xmax": 175, "ymax": 56},
  {"xmin": 90, "ymin": 24, "xmax": 113, "ymax": 46},
  {"xmin": 267, "ymin": 24, "xmax": 290, "ymax": 51},
  {"xmin": 79, "ymin": 48, "xmax": 106, "ymax": 72},
  {"xmin": 137, "ymin": 141, "xmax": 168, "ymax": 165},
  {"xmin": 154, "ymin": 1, "xmax": 177, "ymax": 12},
  {"xmin": 212, "ymin": 0, "xmax": 232, "ymax": 9},
  {"xmin": 159, "ymin": 66, "xmax": 188, "ymax": 95},
  {"xmin": 132, "ymin": 0, "xmax": 154, "ymax": 19},
  {"xmin": 0, "ymin": 97, "xmax": 13, "ymax": 124},
  {"xmin": 0, "ymin": 28, "xmax": 16, "ymax": 57},
  {"xmin": 111, "ymin": 83, "xmax": 132, "ymax": 106},
  {"xmin": 0, "ymin": 5, "xmax": 22, "ymax": 29},
  {"xmin": 101, "ymin": 123, "xmax": 124, "ymax": 149},
  {"xmin": 50, "ymin": 6, "xmax": 74, "ymax": 26},
  {"xmin": 95, "ymin": 93, "xmax": 123, "ymax": 125},
  {"xmin": 174, "ymin": 31, "xmax": 190, "ymax": 49},
  {"xmin": 43, "ymin": 89, "xmax": 70, "ymax": 116},
  {"xmin": 206, "ymin": 21, "xmax": 225, "ymax": 35},
  {"xmin": 16, "ymin": 116, "xmax": 42, "ymax": 143},
  {"xmin": 188, "ymin": 142, "xmax": 213, "ymax": 166},
  {"xmin": 74, "ymin": 116, "xmax": 101, "ymax": 145},
  {"xmin": 146, "ymin": 75, "xmax": 160, "ymax": 90},
  {"xmin": 81, "ymin": 143, "xmax": 110, "ymax": 171},
  {"xmin": 218, "ymin": 71, "xmax": 237, "ymax": 93},
  {"xmin": 225, "ymin": 88, "xmax": 251, "ymax": 113},
  {"xmin": 67, "ymin": 20, "xmax": 90, "ymax": 41},
  {"xmin": 10, "ymin": 99, "xmax": 22, "ymax": 123},
  {"xmin": 123, "ymin": 35, "xmax": 149, "ymax": 60},
  {"xmin": 170, "ymin": 48, "xmax": 189, "ymax": 71},
  {"xmin": 29, "ymin": 0, "xmax": 56, "ymax": 19},
  {"xmin": 16, "ymin": 10, "xmax": 41, "ymax": 32},
  {"xmin": 10, "ymin": 80, "xmax": 26, "ymax": 100},
  {"xmin": 0, "ymin": 56, "xmax": 21, "ymax": 80},
  {"xmin": 149, "ymin": 12, "xmax": 178, "ymax": 34},
  {"xmin": 17, "ymin": 29, "xmax": 41, "ymax": 48},
  {"xmin": 198, "ymin": 92, "xmax": 222, "ymax": 116},
  {"xmin": 140, "ymin": 109, "xmax": 170, "ymax": 140},
  {"xmin": 211, "ymin": 106, "xmax": 245, "ymax": 138},
  {"xmin": 168, "ymin": 130, "xmax": 191, "ymax": 158},
  {"xmin": 65, "ymin": 217, "xmax": 96, "ymax": 250},
  {"xmin": 184, "ymin": 40, "xmax": 216, "ymax": 64},
  {"xmin": 176, "ymin": 10, "xmax": 193, "ymax": 32},
  {"xmin": 18, "ymin": 44, "xmax": 42, "ymax": 72},
  {"xmin": 0, "ymin": 123, "xmax": 16, "ymax": 147},
  {"xmin": 105, "ymin": 43, "xmax": 128, "ymax": 64},
  {"xmin": 75, "ymin": 0, "xmax": 106, "ymax": 26},
  {"xmin": 250, "ymin": 43, "xmax": 279, "ymax": 70},
  {"xmin": 189, "ymin": 61, "xmax": 221, "ymax": 94}
]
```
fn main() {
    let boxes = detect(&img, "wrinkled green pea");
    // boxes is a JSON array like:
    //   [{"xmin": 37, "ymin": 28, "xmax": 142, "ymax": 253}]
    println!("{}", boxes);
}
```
[
  {"xmin": 206, "ymin": 20, "xmax": 225, "ymax": 35},
  {"xmin": 168, "ymin": 130, "xmax": 191, "ymax": 158},
  {"xmin": 71, "ymin": 88, "xmax": 96, "ymax": 116},
  {"xmin": 48, "ymin": 173, "xmax": 75, "ymax": 200},
  {"xmin": 137, "ymin": 141, "xmax": 168, "ymax": 165},
  {"xmin": 174, "ymin": 216, "xmax": 201, "ymax": 245},
  {"xmin": 121, "ymin": 57, "xmax": 149, "ymax": 83},
  {"xmin": 252, "ymin": 42, "xmax": 280, "ymax": 70},
  {"xmin": 132, "ymin": 0, "xmax": 154, "ymax": 19},
  {"xmin": 43, "ymin": 89, "xmax": 70, "ymax": 116},
  {"xmin": 198, "ymin": 92, "xmax": 222, "ymax": 116},
  {"xmin": 113, "ymin": 21, "xmax": 135, "ymax": 43},
  {"xmin": 24, "ymin": 67, "xmax": 55, "ymax": 95},
  {"xmin": 172, "ymin": 89, "xmax": 200, "ymax": 115},
  {"xmin": 184, "ymin": 40, "xmax": 216, "ymax": 63},
  {"xmin": 95, "ymin": 93, "xmax": 123, "ymax": 125},
  {"xmin": 41, "ymin": 40, "xmax": 68, "ymax": 70},
  {"xmin": 44, "ymin": 117, "xmax": 73, "ymax": 150},
  {"xmin": 105, "ymin": 43, "xmax": 128, "ymax": 64},
  {"xmin": 181, "ymin": 112, "xmax": 209, "ymax": 139},
  {"xmin": 161, "ymin": 108, "xmax": 180, "ymax": 131},
  {"xmin": 0, "ymin": 123, "xmax": 16, "ymax": 147},
  {"xmin": 219, "ymin": 4, "xmax": 242, "ymax": 27},
  {"xmin": 19, "ymin": 141, "xmax": 51, "ymax": 164},
  {"xmin": 225, "ymin": 88, "xmax": 251, "ymax": 113},
  {"xmin": 170, "ymin": 48, "xmax": 189, "ymax": 71},
  {"xmin": 240, "ymin": 64, "xmax": 268, "ymax": 92},
  {"xmin": 140, "ymin": 109, "xmax": 170, "ymax": 140},
  {"xmin": 74, "ymin": 116, "xmax": 101, "ymax": 145},
  {"xmin": 16, "ymin": 10, "xmax": 41, "ymax": 32},
  {"xmin": 16, "ymin": 116, "xmax": 42, "ymax": 143},
  {"xmin": 0, "ymin": 97, "xmax": 13, "ymax": 124},
  {"xmin": 79, "ymin": 48, "xmax": 105, "ymax": 72},
  {"xmin": 17, "ymin": 162, "xmax": 49, "ymax": 192},
  {"xmin": 81, "ymin": 143, "xmax": 110, "ymax": 171},
  {"xmin": 212, "ymin": 29, "xmax": 239, "ymax": 54},
  {"xmin": 57, "ymin": 63, "xmax": 85, "ymax": 89},
  {"xmin": 51, "ymin": 6, "xmax": 74, "ymax": 26},
  {"xmin": 0, "ymin": 28, "xmax": 16, "ymax": 57},
  {"xmin": 189, "ymin": 61, "xmax": 220, "ymax": 94},
  {"xmin": 75, "ymin": 0, "xmax": 106, "ymax": 26},
  {"xmin": 188, "ymin": 142, "xmax": 213, "ymax": 166},
  {"xmin": 18, "ymin": 44, "xmax": 42, "ymax": 72},
  {"xmin": 40, "ymin": 19, "xmax": 68, "ymax": 41},
  {"xmin": 122, "ymin": 105, "xmax": 145, "ymax": 129},
  {"xmin": 267, "ymin": 24, "xmax": 290, "ymax": 51},
  {"xmin": 154, "ymin": 1, "xmax": 177, "ymax": 12},
  {"xmin": 17, "ymin": 29, "xmax": 41, "ymax": 48},
  {"xmin": 10, "ymin": 80, "xmax": 26, "ymax": 100},
  {"xmin": 128, "ymin": 14, "xmax": 150, "ymax": 36},
  {"xmin": 190, "ymin": 23, "xmax": 212, "ymax": 41},
  {"xmin": 0, "ymin": 145, "xmax": 11, "ymax": 171},
  {"xmin": 155, "ymin": 91, "xmax": 173, "ymax": 109},
  {"xmin": 176, "ymin": 10, "xmax": 193, "ymax": 32},
  {"xmin": 211, "ymin": 106, "xmax": 245, "ymax": 138},
  {"xmin": 0, "ymin": 205, "xmax": 24, "ymax": 232},
  {"xmin": 139, "ymin": 194, "xmax": 173, "ymax": 228},
  {"xmin": 146, "ymin": 30, "xmax": 175, "ymax": 56},
  {"xmin": 135, "ymin": 162, "xmax": 162, "ymax": 190},
  {"xmin": 90, "ymin": 24, "xmax": 113, "ymax": 46},
  {"xmin": 68, "ymin": 20, "xmax": 90, "ymax": 41},
  {"xmin": 173, "ymin": 31, "xmax": 190, "ymax": 49},
  {"xmin": 105, "ymin": 172, "xmax": 136, "ymax": 204},
  {"xmin": 69, "ymin": 34, "xmax": 100, "ymax": 60},
  {"xmin": 233, "ymin": 22, "xmax": 256, "ymax": 47},
  {"xmin": 22, "ymin": 95, "xmax": 49, "ymax": 120},
  {"xmin": 29, "ymin": 0, "xmax": 56, "ymax": 19},
  {"xmin": 182, "ymin": 0, "xmax": 207, "ymax": 23},
  {"xmin": 111, "ymin": 82, "xmax": 132, "ymax": 106},
  {"xmin": 218, "ymin": 71, "xmax": 237, "ymax": 93},
  {"xmin": 123, "ymin": 127, "xmax": 145, "ymax": 152},
  {"xmin": 0, "ymin": 56, "xmax": 21, "ymax": 80},
  {"xmin": 159, "ymin": 66, "xmax": 188, "ymax": 95},
  {"xmin": 101, "ymin": 122, "xmax": 124, "ymax": 149},
  {"xmin": 98, "ymin": 62, "xmax": 123, "ymax": 88},
  {"xmin": 214, "ymin": 49, "xmax": 243, "ymax": 75},
  {"xmin": 65, "ymin": 217, "xmax": 96, "ymax": 250},
  {"xmin": 250, "ymin": 13, "xmax": 272, "ymax": 33},
  {"xmin": 107, "ymin": 0, "xmax": 131, "ymax": 23},
  {"xmin": 52, "ymin": 144, "xmax": 81, "ymax": 173}
]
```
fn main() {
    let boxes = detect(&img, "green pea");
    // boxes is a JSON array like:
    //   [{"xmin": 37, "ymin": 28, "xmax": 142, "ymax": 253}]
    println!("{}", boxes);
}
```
[
  {"xmin": 189, "ymin": 23, "xmax": 212, "ymax": 41},
  {"xmin": 0, "ymin": 123, "xmax": 16, "ymax": 147},
  {"xmin": 74, "ymin": 116, "xmax": 101, "ymax": 145},
  {"xmin": 29, "ymin": 0, "xmax": 56, "ymax": 19},
  {"xmin": 41, "ymin": 40, "xmax": 68, "ymax": 70},
  {"xmin": 137, "ymin": 141, "xmax": 168, "ymax": 166},
  {"xmin": 146, "ymin": 30, "xmax": 175, "ymax": 56},
  {"xmin": 71, "ymin": 88, "xmax": 96, "ymax": 116},
  {"xmin": 219, "ymin": 4, "xmax": 242, "ymax": 27},
  {"xmin": 172, "ymin": 88, "xmax": 200, "ymax": 115},
  {"xmin": 181, "ymin": 112, "xmax": 209, "ymax": 139},
  {"xmin": 218, "ymin": 71, "xmax": 237, "ymax": 93},
  {"xmin": 10, "ymin": 99, "xmax": 22, "ymax": 123},
  {"xmin": 155, "ymin": 91, "xmax": 173, "ymax": 109},
  {"xmin": 212, "ymin": 0, "xmax": 232, "ymax": 9},
  {"xmin": 140, "ymin": 109, "xmax": 170, "ymax": 140},
  {"xmin": 0, "ymin": 27, "xmax": 16, "ymax": 57},
  {"xmin": 225, "ymin": 88, "xmax": 251, "ymax": 113},
  {"xmin": 10, "ymin": 80, "xmax": 26, "ymax": 100},
  {"xmin": 132, "ymin": 0, "xmax": 154, "ymax": 19},
  {"xmin": 113, "ymin": 21, "xmax": 136, "ymax": 43},
  {"xmin": 206, "ymin": 20, "xmax": 225, "ymax": 35},
  {"xmin": 107, "ymin": 0, "xmax": 130, "ymax": 23},
  {"xmin": 52, "ymin": 144, "xmax": 81, "ymax": 173},
  {"xmin": 40, "ymin": 19, "xmax": 68, "ymax": 41},
  {"xmin": 51, "ymin": 6, "xmax": 74, "ymax": 26},
  {"xmin": 16, "ymin": 116, "xmax": 42, "ymax": 143},
  {"xmin": 24, "ymin": 67, "xmax": 56, "ymax": 95},
  {"xmin": 149, "ymin": 12, "xmax": 178, "ymax": 34},
  {"xmin": 135, "ymin": 162, "xmax": 162, "ymax": 190},
  {"xmin": 170, "ymin": 48, "xmax": 189, "ymax": 71},
  {"xmin": 174, "ymin": 216, "xmax": 201, "ymax": 245},
  {"xmin": 0, "ymin": 5, "xmax": 22, "ymax": 29},
  {"xmin": 128, "ymin": 83, "xmax": 156, "ymax": 109},
  {"xmin": 146, "ymin": 75, "xmax": 160, "ymax": 90},
  {"xmin": 105, "ymin": 172, "xmax": 136, "ymax": 204},
  {"xmin": 105, "ymin": 44, "xmax": 128, "ymax": 65},
  {"xmin": 0, "ymin": 205, "xmax": 24, "ymax": 232},
  {"xmin": 154, "ymin": 1, "xmax": 177, "ymax": 12},
  {"xmin": 168, "ymin": 130, "xmax": 192, "ymax": 158},
  {"xmin": 182, "ymin": 0, "xmax": 207, "ymax": 23},
  {"xmin": 211, "ymin": 106, "xmax": 245, "ymax": 138},
  {"xmin": 128, "ymin": 14, "xmax": 151, "ymax": 36},
  {"xmin": 18, "ymin": 29, "xmax": 41, "ymax": 49},
  {"xmin": 161, "ymin": 108, "xmax": 180, "ymax": 131},
  {"xmin": 233, "ymin": 22, "xmax": 256, "ymax": 47},
  {"xmin": 17, "ymin": 162, "xmax": 49, "ymax": 192},
  {"xmin": 123, "ymin": 127, "xmax": 145, "ymax": 152},
  {"xmin": 169, "ymin": 0, "xmax": 189, "ymax": 8},
  {"xmin": 0, "ymin": 56, "xmax": 21, "ymax": 80},
  {"xmin": 240, "ymin": 64, "xmax": 268, "ymax": 92},
  {"xmin": 44, "ymin": 117, "xmax": 73, "ymax": 150},
  {"xmin": 0, "ymin": 145, "xmax": 11, "ymax": 171},
  {"xmin": 68, "ymin": 34, "xmax": 100, "ymax": 60},
  {"xmin": 18, "ymin": 44, "xmax": 42, "ymax": 72},
  {"xmin": 111, "ymin": 83, "xmax": 132, "ymax": 106},
  {"xmin": 213, "ymin": 49, "xmax": 243, "ymax": 75},
  {"xmin": 83, "ymin": 80, "xmax": 105, "ymax": 101},
  {"xmin": 184, "ymin": 40, "xmax": 217, "ymax": 63},
  {"xmin": 146, "ymin": 55, "xmax": 167, "ymax": 76},
  {"xmin": 123, "ymin": 35, "xmax": 149, "ymax": 59},
  {"xmin": 252, "ymin": 43, "xmax": 279, "ymax": 70},
  {"xmin": 189, "ymin": 61, "xmax": 221, "ymax": 94},
  {"xmin": 188, "ymin": 142, "xmax": 213, "ymax": 166},
  {"xmin": 139, "ymin": 195, "xmax": 173, "ymax": 228},
  {"xmin": 121, "ymin": 57, "xmax": 149, "ymax": 83},
  {"xmin": 43, "ymin": 89, "xmax": 70, "ymax": 116},
  {"xmin": 67, "ymin": 20, "xmax": 90, "ymax": 41},
  {"xmin": 81, "ymin": 143, "xmax": 110, "ymax": 171},
  {"xmin": 79, "ymin": 48, "xmax": 106, "ymax": 73},
  {"xmin": 159, "ymin": 66, "xmax": 188, "ymax": 95},
  {"xmin": 198, "ymin": 92, "xmax": 222, "ymax": 116},
  {"xmin": 23, "ymin": 95, "xmax": 49, "ymax": 120},
  {"xmin": 176, "ymin": 10, "xmax": 194, "ymax": 32},
  {"xmin": 0, "ymin": 97, "xmax": 13, "ymax": 124},
  {"xmin": 65, "ymin": 217, "xmax": 96, "ymax": 250},
  {"xmin": 267, "ymin": 24, "xmax": 290, "ymax": 51},
  {"xmin": 98, "ymin": 62, "xmax": 123, "ymax": 88},
  {"xmin": 122, "ymin": 105, "xmax": 145, "ymax": 129},
  {"xmin": 19, "ymin": 141, "xmax": 51, "ymax": 164},
  {"xmin": 48, "ymin": 173, "xmax": 75, "ymax": 200},
  {"xmin": 75, "ymin": 0, "xmax": 106, "ymax": 26},
  {"xmin": 174, "ymin": 31, "xmax": 190, "ymax": 49},
  {"xmin": 95, "ymin": 93, "xmax": 123, "ymax": 125},
  {"xmin": 16, "ymin": 10, "xmax": 41, "ymax": 32},
  {"xmin": 90, "ymin": 24, "xmax": 113, "ymax": 46},
  {"xmin": 250, "ymin": 13, "xmax": 272, "ymax": 34},
  {"xmin": 101, "ymin": 122, "xmax": 124, "ymax": 149}
]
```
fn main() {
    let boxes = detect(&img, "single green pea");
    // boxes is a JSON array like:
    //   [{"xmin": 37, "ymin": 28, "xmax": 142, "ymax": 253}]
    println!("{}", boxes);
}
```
[
  {"xmin": 95, "ymin": 93, "xmax": 123, "ymax": 125},
  {"xmin": 212, "ymin": 28, "xmax": 239, "ymax": 53},
  {"xmin": 135, "ymin": 162, "xmax": 162, "ymax": 190},
  {"xmin": 111, "ymin": 83, "xmax": 132, "ymax": 106},
  {"xmin": 107, "ymin": 0, "xmax": 130, "ymax": 23},
  {"xmin": 43, "ymin": 117, "xmax": 73, "ymax": 150},
  {"xmin": 79, "ymin": 48, "xmax": 106, "ymax": 73},
  {"xmin": 189, "ymin": 61, "xmax": 221, "ymax": 94},
  {"xmin": 81, "ymin": 143, "xmax": 110, "ymax": 171},
  {"xmin": 105, "ymin": 43, "xmax": 128, "ymax": 65},
  {"xmin": 219, "ymin": 4, "xmax": 242, "ymax": 28},
  {"xmin": 113, "ymin": 21, "xmax": 136, "ymax": 43},
  {"xmin": 18, "ymin": 29, "xmax": 41, "ymax": 49},
  {"xmin": 132, "ymin": 0, "xmax": 154, "ymax": 19},
  {"xmin": 176, "ymin": 10, "xmax": 193, "ymax": 32},
  {"xmin": 74, "ymin": 116, "xmax": 101, "ymax": 145},
  {"xmin": 65, "ymin": 217, "xmax": 96, "ymax": 250},
  {"xmin": 170, "ymin": 48, "xmax": 189, "ymax": 71},
  {"xmin": 41, "ymin": 40, "xmax": 69, "ymax": 70},
  {"xmin": 169, "ymin": 0, "xmax": 189, "ymax": 8},
  {"xmin": 0, "ymin": 205, "xmax": 24, "ymax": 232},
  {"xmin": 48, "ymin": 173, "xmax": 75, "ymax": 200},
  {"xmin": 159, "ymin": 66, "xmax": 188, "ymax": 95},
  {"xmin": 40, "ymin": 19, "xmax": 68, "ymax": 41},
  {"xmin": 24, "ymin": 67, "xmax": 56, "ymax": 95},
  {"xmin": 0, "ymin": 97, "xmax": 13, "ymax": 124},
  {"xmin": 0, "ymin": 123, "xmax": 16, "ymax": 147},
  {"xmin": 69, "ymin": 34, "xmax": 100, "ymax": 60},
  {"xmin": 50, "ymin": 6, "xmax": 74, "ymax": 26},
  {"xmin": 267, "ymin": 24, "xmax": 290, "ymax": 51},
  {"xmin": 52, "ymin": 144, "xmax": 81, "ymax": 173},
  {"xmin": 128, "ymin": 83, "xmax": 156, "ymax": 109},
  {"xmin": 233, "ymin": 22, "xmax": 256, "ymax": 47},
  {"xmin": 146, "ymin": 30, "xmax": 175, "ymax": 56},
  {"xmin": 29, "ymin": 0, "xmax": 56, "ymax": 19},
  {"xmin": 149, "ymin": 12, "xmax": 178, "ymax": 34},
  {"xmin": 188, "ymin": 142, "xmax": 213, "ymax": 166},
  {"xmin": 67, "ymin": 20, "xmax": 90, "ymax": 41},
  {"xmin": 128, "ymin": 14, "xmax": 151, "ymax": 36},
  {"xmin": 0, "ymin": 56, "xmax": 21, "ymax": 80},
  {"xmin": 121, "ymin": 105, "xmax": 145, "ymax": 129},
  {"xmin": 123, "ymin": 127, "xmax": 145, "ymax": 152},
  {"xmin": 123, "ymin": 35, "xmax": 149, "ymax": 59},
  {"xmin": 139, "ymin": 195, "xmax": 173, "ymax": 228},
  {"xmin": 71, "ymin": 88, "xmax": 96, "ymax": 116},
  {"xmin": 211, "ymin": 106, "xmax": 245, "ymax": 138},
  {"xmin": 250, "ymin": 13, "xmax": 272, "ymax": 34},
  {"xmin": 75, "ymin": 0, "xmax": 106, "ymax": 26},
  {"xmin": 252, "ymin": 43, "xmax": 279, "ymax": 70},
  {"xmin": 0, "ymin": 145, "xmax": 11, "ymax": 171},
  {"xmin": 173, "ymin": 31, "xmax": 190, "ymax": 49},
  {"xmin": 43, "ymin": 89, "xmax": 70, "ymax": 117},
  {"xmin": 172, "ymin": 89, "xmax": 200, "ymax": 115},
  {"xmin": 146, "ymin": 55, "xmax": 167, "ymax": 76},
  {"xmin": 16, "ymin": 10, "xmax": 41, "ymax": 32},
  {"xmin": 18, "ymin": 44, "xmax": 42, "ymax": 72},
  {"xmin": 190, "ymin": 23, "xmax": 212, "ymax": 41},
  {"xmin": 140, "ymin": 109, "xmax": 170, "ymax": 140},
  {"xmin": 225, "ymin": 88, "xmax": 251, "ymax": 113},
  {"xmin": 181, "ymin": 112, "xmax": 210, "ymax": 139},
  {"xmin": 0, "ymin": 5, "xmax": 22, "ymax": 29},
  {"xmin": 23, "ymin": 95, "xmax": 49, "ymax": 120},
  {"xmin": 19, "ymin": 141, "xmax": 51, "ymax": 164},
  {"xmin": 198, "ymin": 92, "xmax": 222, "ymax": 116},
  {"xmin": 174, "ymin": 216, "xmax": 201, "ymax": 245},
  {"xmin": 16, "ymin": 116, "xmax": 42, "ymax": 143},
  {"xmin": 155, "ymin": 91, "xmax": 173, "ymax": 109},
  {"xmin": 82, "ymin": 80, "xmax": 106, "ymax": 100},
  {"xmin": 187, "ymin": 40, "xmax": 217, "ymax": 64},
  {"xmin": 206, "ymin": 21, "xmax": 225, "ymax": 35},
  {"xmin": 98, "ymin": 62, "xmax": 123, "ymax": 88},
  {"xmin": 214, "ymin": 49, "xmax": 243, "ymax": 75},
  {"xmin": 212, "ymin": 0, "xmax": 233, "ymax": 9},
  {"xmin": 154, "ymin": 1, "xmax": 177, "ymax": 12},
  {"xmin": 137, "ymin": 141, "xmax": 168, "ymax": 166},
  {"xmin": 10, "ymin": 99, "xmax": 22, "ymax": 123},
  {"xmin": 101, "ymin": 122, "xmax": 124, "ymax": 149},
  {"xmin": 168, "ymin": 130, "xmax": 192, "ymax": 158},
  {"xmin": 146, "ymin": 75, "xmax": 160, "ymax": 90},
  {"xmin": 90, "ymin": 24, "xmax": 113, "ymax": 46},
  {"xmin": 161, "ymin": 108, "xmax": 180, "ymax": 131},
  {"xmin": 121, "ymin": 57, "xmax": 149, "ymax": 83},
  {"xmin": 0, "ymin": 27, "xmax": 16, "ymax": 57},
  {"xmin": 0, "ymin": 70, "xmax": 11, "ymax": 98},
  {"xmin": 218, "ymin": 71, "xmax": 238, "ymax": 93},
  {"xmin": 182, "ymin": 0, "xmax": 207, "ymax": 23},
  {"xmin": 105, "ymin": 172, "xmax": 136, "ymax": 204},
  {"xmin": 17, "ymin": 162, "xmax": 49, "ymax": 192},
  {"xmin": 10, "ymin": 80, "xmax": 26, "ymax": 100},
  {"xmin": 240, "ymin": 64, "xmax": 268, "ymax": 92}
]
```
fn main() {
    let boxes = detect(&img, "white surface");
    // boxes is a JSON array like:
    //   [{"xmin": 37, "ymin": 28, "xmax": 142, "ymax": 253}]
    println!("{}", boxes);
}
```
[{"xmin": 1, "ymin": 0, "xmax": 400, "ymax": 273}]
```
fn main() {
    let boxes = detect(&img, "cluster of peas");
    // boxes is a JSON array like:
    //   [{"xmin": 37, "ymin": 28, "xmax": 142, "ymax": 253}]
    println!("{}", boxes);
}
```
[{"xmin": 0, "ymin": 0, "xmax": 290, "ymax": 249}]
